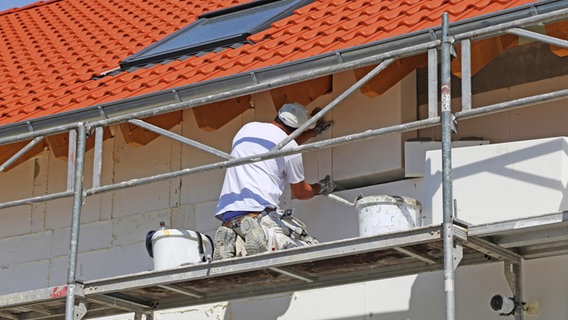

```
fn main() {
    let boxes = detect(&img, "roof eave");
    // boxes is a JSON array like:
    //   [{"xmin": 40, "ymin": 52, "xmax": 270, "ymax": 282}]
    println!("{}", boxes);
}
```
[{"xmin": 1, "ymin": 0, "xmax": 567, "ymax": 145}]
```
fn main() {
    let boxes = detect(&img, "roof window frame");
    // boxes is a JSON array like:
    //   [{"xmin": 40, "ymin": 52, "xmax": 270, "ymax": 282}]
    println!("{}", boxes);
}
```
[{"xmin": 120, "ymin": 0, "xmax": 313, "ymax": 70}]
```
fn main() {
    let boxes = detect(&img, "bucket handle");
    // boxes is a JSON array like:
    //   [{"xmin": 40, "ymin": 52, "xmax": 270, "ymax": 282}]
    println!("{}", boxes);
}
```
[
  {"xmin": 145, "ymin": 230, "xmax": 156, "ymax": 258},
  {"xmin": 196, "ymin": 232, "xmax": 214, "ymax": 262},
  {"xmin": 326, "ymin": 193, "xmax": 364, "ymax": 207}
]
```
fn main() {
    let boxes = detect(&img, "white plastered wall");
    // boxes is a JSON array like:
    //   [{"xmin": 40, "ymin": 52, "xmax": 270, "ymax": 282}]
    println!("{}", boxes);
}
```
[
  {"xmin": 0, "ymin": 70, "xmax": 567, "ymax": 319},
  {"xmin": 425, "ymin": 136, "xmax": 568, "ymax": 225}
]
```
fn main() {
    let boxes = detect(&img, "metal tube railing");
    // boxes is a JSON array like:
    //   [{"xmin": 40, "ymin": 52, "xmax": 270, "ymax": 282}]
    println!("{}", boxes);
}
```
[
  {"xmin": 456, "ymin": 88, "xmax": 568, "ymax": 120},
  {"xmin": 507, "ymin": 27, "xmax": 568, "ymax": 49},
  {"xmin": 0, "ymin": 87, "xmax": 566, "ymax": 211},
  {"xmin": 0, "ymin": 136, "xmax": 44, "ymax": 172},
  {"xmin": 440, "ymin": 13, "xmax": 456, "ymax": 320},
  {"xmin": 64, "ymin": 124, "xmax": 86, "ymax": 320},
  {"xmin": 452, "ymin": 7, "xmax": 568, "ymax": 42},
  {"xmin": 273, "ymin": 58, "xmax": 395, "ymax": 150},
  {"xmin": 128, "ymin": 119, "xmax": 232, "ymax": 159},
  {"xmin": 428, "ymin": 48, "xmax": 439, "ymax": 118},
  {"xmin": 460, "ymin": 39, "xmax": 472, "ymax": 112},
  {"xmin": 93, "ymin": 127, "xmax": 104, "ymax": 188},
  {"xmin": 0, "ymin": 41, "xmax": 439, "ymax": 148}
]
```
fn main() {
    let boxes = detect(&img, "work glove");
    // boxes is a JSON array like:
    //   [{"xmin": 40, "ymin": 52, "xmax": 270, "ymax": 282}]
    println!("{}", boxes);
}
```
[
  {"xmin": 310, "ymin": 108, "xmax": 334, "ymax": 135},
  {"xmin": 317, "ymin": 174, "xmax": 336, "ymax": 195},
  {"xmin": 314, "ymin": 118, "xmax": 334, "ymax": 135}
]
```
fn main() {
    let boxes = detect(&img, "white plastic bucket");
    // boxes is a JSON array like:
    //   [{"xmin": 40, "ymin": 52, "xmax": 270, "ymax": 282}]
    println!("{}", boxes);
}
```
[
  {"xmin": 355, "ymin": 195, "xmax": 423, "ymax": 236},
  {"xmin": 151, "ymin": 229, "xmax": 213, "ymax": 270}
]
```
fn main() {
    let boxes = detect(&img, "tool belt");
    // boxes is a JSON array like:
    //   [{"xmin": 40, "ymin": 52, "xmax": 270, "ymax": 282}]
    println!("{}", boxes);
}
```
[{"xmin": 222, "ymin": 212, "xmax": 262, "ymax": 228}]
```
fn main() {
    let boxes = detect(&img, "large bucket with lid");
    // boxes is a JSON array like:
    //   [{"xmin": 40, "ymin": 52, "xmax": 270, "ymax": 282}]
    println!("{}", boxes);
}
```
[
  {"xmin": 150, "ymin": 229, "xmax": 213, "ymax": 270},
  {"xmin": 355, "ymin": 195, "xmax": 423, "ymax": 236}
]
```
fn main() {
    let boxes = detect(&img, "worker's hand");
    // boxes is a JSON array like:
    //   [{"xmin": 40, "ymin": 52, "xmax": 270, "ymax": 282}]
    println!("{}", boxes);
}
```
[
  {"xmin": 310, "ymin": 107, "xmax": 322, "ymax": 117},
  {"xmin": 314, "ymin": 118, "xmax": 333, "ymax": 135},
  {"xmin": 310, "ymin": 108, "xmax": 333, "ymax": 136},
  {"xmin": 317, "ymin": 175, "xmax": 336, "ymax": 195}
]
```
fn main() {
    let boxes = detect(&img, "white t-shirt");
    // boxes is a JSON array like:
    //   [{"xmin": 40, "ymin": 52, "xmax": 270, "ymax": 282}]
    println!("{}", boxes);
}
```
[{"xmin": 215, "ymin": 122, "xmax": 305, "ymax": 220}]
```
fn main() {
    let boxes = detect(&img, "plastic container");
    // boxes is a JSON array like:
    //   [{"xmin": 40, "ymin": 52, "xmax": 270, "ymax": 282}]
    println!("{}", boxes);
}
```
[
  {"xmin": 355, "ymin": 195, "xmax": 423, "ymax": 236},
  {"xmin": 151, "ymin": 229, "xmax": 213, "ymax": 270}
]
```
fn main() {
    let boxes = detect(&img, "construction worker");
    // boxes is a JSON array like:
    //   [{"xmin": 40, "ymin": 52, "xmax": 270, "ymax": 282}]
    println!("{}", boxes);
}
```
[{"xmin": 213, "ymin": 102, "xmax": 335, "ymax": 260}]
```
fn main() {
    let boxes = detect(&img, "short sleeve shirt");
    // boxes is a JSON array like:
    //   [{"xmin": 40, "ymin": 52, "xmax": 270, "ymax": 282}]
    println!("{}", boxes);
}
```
[{"xmin": 215, "ymin": 122, "xmax": 304, "ymax": 219}]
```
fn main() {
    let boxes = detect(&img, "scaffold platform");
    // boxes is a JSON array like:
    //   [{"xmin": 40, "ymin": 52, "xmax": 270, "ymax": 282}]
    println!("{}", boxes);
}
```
[{"xmin": 0, "ymin": 212, "xmax": 566, "ymax": 320}]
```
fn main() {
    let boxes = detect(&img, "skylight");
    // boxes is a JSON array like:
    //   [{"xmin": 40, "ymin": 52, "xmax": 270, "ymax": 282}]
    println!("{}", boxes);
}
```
[{"xmin": 120, "ymin": 0, "xmax": 313, "ymax": 70}]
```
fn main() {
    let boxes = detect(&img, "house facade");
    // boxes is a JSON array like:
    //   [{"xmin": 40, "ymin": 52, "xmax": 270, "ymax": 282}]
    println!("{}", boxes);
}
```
[{"xmin": 0, "ymin": 0, "xmax": 567, "ymax": 319}]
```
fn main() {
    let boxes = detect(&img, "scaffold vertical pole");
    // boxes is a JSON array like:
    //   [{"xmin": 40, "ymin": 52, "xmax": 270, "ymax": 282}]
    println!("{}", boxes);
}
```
[
  {"xmin": 441, "ymin": 12, "xmax": 456, "ymax": 320},
  {"xmin": 65, "ymin": 123, "xmax": 87, "ymax": 320}
]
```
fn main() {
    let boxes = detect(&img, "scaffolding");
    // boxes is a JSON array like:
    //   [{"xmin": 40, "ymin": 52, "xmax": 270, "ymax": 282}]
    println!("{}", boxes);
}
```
[
  {"xmin": 0, "ymin": 6, "xmax": 568, "ymax": 320},
  {"xmin": 0, "ymin": 213, "xmax": 566, "ymax": 320}
]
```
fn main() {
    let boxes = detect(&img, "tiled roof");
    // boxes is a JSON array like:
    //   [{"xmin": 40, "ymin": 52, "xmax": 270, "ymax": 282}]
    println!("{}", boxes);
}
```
[{"xmin": 0, "ymin": 0, "xmax": 541, "ymax": 127}]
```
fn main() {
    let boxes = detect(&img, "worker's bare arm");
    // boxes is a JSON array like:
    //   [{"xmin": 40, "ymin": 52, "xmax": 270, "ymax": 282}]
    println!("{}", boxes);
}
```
[{"xmin": 290, "ymin": 180, "xmax": 320, "ymax": 200}]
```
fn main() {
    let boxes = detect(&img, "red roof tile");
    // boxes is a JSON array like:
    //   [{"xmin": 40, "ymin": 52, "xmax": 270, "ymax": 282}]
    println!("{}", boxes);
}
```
[{"xmin": 0, "ymin": 0, "xmax": 540, "ymax": 127}]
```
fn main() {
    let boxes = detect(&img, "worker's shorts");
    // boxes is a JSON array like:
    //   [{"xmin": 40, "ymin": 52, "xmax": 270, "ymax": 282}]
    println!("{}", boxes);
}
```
[
  {"xmin": 235, "ymin": 210, "xmax": 318, "ymax": 255},
  {"xmin": 262, "ymin": 210, "xmax": 319, "ymax": 251}
]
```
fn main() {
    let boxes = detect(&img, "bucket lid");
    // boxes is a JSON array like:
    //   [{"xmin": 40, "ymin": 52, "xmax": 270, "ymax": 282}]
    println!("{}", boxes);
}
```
[{"xmin": 354, "ymin": 195, "xmax": 422, "ymax": 210}]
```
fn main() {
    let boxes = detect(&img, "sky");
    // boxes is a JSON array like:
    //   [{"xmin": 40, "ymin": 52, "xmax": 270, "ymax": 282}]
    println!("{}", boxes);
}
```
[{"xmin": 0, "ymin": 0, "xmax": 40, "ymax": 12}]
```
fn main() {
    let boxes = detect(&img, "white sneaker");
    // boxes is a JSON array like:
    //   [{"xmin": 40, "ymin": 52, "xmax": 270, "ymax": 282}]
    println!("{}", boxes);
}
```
[
  {"xmin": 213, "ymin": 226, "xmax": 236, "ymax": 260},
  {"xmin": 240, "ymin": 216, "xmax": 268, "ymax": 255}
]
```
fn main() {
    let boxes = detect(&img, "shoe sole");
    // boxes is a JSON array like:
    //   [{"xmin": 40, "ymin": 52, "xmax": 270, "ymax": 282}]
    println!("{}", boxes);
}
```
[
  {"xmin": 241, "ymin": 216, "xmax": 268, "ymax": 255},
  {"xmin": 213, "ymin": 227, "xmax": 236, "ymax": 260}
]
